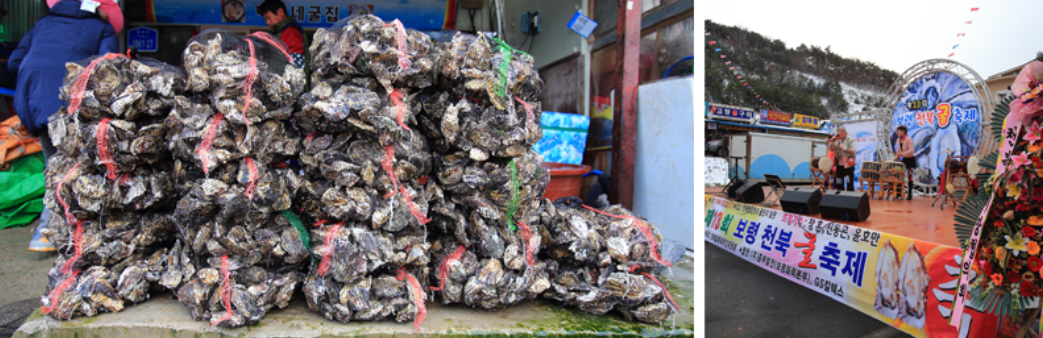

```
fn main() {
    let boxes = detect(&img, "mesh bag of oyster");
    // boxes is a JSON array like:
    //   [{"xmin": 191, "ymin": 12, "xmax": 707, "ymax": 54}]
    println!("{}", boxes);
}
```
[
  {"xmin": 38, "ymin": 55, "xmax": 187, "ymax": 320},
  {"xmin": 309, "ymin": 15, "xmax": 439, "ymax": 91},
  {"xmin": 167, "ymin": 167, "xmax": 310, "ymax": 328},
  {"xmin": 295, "ymin": 125, "xmax": 436, "ymax": 328},
  {"xmin": 182, "ymin": 29, "xmax": 305, "ymax": 126},
  {"xmin": 434, "ymin": 33, "xmax": 543, "ymax": 111},
  {"xmin": 424, "ymin": 149, "xmax": 552, "ymax": 310},
  {"xmin": 51, "ymin": 54, "xmax": 186, "ymax": 175},
  {"xmin": 538, "ymin": 201, "xmax": 681, "ymax": 324},
  {"xmin": 38, "ymin": 152, "xmax": 179, "ymax": 320}
]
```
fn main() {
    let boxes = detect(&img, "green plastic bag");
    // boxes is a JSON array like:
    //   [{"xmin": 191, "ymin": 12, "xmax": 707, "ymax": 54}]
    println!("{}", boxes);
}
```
[{"xmin": 0, "ymin": 153, "xmax": 46, "ymax": 229}]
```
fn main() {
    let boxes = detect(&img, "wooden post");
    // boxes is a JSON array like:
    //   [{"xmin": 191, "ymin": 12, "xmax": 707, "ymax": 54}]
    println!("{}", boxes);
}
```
[{"xmin": 610, "ymin": 0, "xmax": 640, "ymax": 209}]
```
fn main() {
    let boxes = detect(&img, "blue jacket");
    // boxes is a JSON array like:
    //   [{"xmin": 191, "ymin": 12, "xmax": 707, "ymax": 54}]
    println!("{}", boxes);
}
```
[{"xmin": 9, "ymin": 0, "xmax": 117, "ymax": 136}]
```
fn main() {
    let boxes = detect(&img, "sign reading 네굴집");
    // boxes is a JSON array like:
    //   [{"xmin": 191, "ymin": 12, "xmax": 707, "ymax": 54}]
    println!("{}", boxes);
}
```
[
  {"xmin": 760, "ymin": 110, "xmax": 792, "ymax": 126},
  {"xmin": 707, "ymin": 103, "xmax": 756, "ymax": 123},
  {"xmin": 127, "ymin": 27, "xmax": 158, "ymax": 53},
  {"xmin": 704, "ymin": 196, "xmax": 1001, "ymax": 338}
]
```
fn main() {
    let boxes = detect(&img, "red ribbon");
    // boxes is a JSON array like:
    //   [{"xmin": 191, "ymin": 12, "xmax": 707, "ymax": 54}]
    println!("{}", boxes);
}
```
[
  {"xmin": 382, "ymin": 146, "xmax": 400, "ymax": 198},
  {"xmin": 212, "ymin": 255, "xmax": 234, "ymax": 325},
  {"xmin": 385, "ymin": 20, "xmax": 412, "ymax": 70},
  {"xmin": 96, "ymin": 118, "xmax": 119, "ymax": 180},
  {"xmin": 394, "ymin": 269, "xmax": 426, "ymax": 331},
  {"xmin": 56, "ymin": 162, "xmax": 81, "ymax": 225},
  {"xmin": 582, "ymin": 205, "xmax": 671, "ymax": 267},
  {"xmin": 400, "ymin": 186, "xmax": 431, "ymax": 225},
  {"xmin": 389, "ymin": 89, "xmax": 411, "ymax": 131},
  {"xmin": 513, "ymin": 96, "xmax": 535, "ymax": 131},
  {"xmin": 196, "ymin": 113, "xmax": 224, "ymax": 175},
  {"xmin": 518, "ymin": 221, "xmax": 535, "ymax": 266},
  {"xmin": 430, "ymin": 245, "xmax": 466, "ymax": 291},
  {"xmin": 639, "ymin": 271, "xmax": 679, "ymax": 312},
  {"xmin": 317, "ymin": 222, "xmax": 344, "ymax": 277},
  {"xmin": 66, "ymin": 53, "xmax": 122, "ymax": 115},
  {"xmin": 243, "ymin": 157, "xmax": 259, "ymax": 199},
  {"xmin": 242, "ymin": 39, "xmax": 257, "ymax": 127}
]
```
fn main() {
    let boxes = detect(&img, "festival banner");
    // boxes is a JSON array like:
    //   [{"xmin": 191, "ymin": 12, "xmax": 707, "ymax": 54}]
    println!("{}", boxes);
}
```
[
  {"xmin": 890, "ymin": 72, "xmax": 981, "ymax": 185},
  {"xmin": 843, "ymin": 121, "xmax": 880, "ymax": 181},
  {"xmin": 705, "ymin": 196, "xmax": 1000, "ymax": 338}
]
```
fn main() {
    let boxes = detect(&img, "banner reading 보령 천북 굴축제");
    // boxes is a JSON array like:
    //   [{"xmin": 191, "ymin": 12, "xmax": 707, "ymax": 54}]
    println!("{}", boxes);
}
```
[{"xmin": 705, "ymin": 196, "xmax": 1000, "ymax": 338}]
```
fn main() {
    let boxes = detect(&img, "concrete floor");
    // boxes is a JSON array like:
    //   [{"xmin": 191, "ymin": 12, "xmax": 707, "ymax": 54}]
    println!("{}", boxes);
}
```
[
  {"xmin": 705, "ymin": 245, "xmax": 906, "ymax": 338},
  {"xmin": 0, "ymin": 220, "xmax": 56, "ymax": 307}
]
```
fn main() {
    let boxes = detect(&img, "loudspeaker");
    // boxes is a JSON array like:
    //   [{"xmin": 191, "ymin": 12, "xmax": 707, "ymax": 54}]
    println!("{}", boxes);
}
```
[
  {"xmin": 735, "ymin": 182, "xmax": 764, "ymax": 204},
  {"xmin": 726, "ymin": 179, "xmax": 745, "ymax": 198},
  {"xmin": 819, "ymin": 190, "xmax": 871, "ymax": 222},
  {"xmin": 780, "ymin": 187, "xmax": 823, "ymax": 215}
]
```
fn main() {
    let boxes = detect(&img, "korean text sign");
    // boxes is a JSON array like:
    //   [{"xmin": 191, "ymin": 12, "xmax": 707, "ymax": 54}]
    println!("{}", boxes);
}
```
[
  {"xmin": 707, "ymin": 103, "xmax": 756, "ymax": 123},
  {"xmin": 704, "ymin": 196, "xmax": 998, "ymax": 338}
]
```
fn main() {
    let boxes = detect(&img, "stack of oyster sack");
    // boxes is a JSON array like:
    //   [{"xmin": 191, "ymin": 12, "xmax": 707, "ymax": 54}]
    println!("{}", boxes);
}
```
[
  {"xmin": 163, "ymin": 29, "xmax": 310, "ymax": 328},
  {"xmin": 39, "ymin": 54, "xmax": 185, "ymax": 319},
  {"xmin": 416, "ymin": 31, "xmax": 552, "ymax": 311},
  {"xmin": 36, "ymin": 14, "xmax": 684, "ymax": 327},
  {"xmin": 296, "ymin": 16, "xmax": 437, "ymax": 327}
]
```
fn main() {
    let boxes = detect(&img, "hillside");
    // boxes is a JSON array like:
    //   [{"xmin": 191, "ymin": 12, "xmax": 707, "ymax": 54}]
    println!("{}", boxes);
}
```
[{"xmin": 705, "ymin": 20, "xmax": 900, "ymax": 119}]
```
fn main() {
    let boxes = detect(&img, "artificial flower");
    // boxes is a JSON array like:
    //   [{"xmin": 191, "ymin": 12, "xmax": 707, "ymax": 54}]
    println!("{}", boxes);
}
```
[
  {"xmin": 1021, "ymin": 280, "xmax": 1035, "ymax": 297},
  {"xmin": 992, "ymin": 273, "xmax": 1004, "ymax": 286},
  {"xmin": 997, "ymin": 247, "xmax": 1008, "ymax": 268},
  {"xmin": 1005, "ymin": 210, "xmax": 1016, "ymax": 221},
  {"xmin": 1024, "ymin": 226, "xmax": 1039, "ymax": 237},
  {"xmin": 1013, "ymin": 152, "xmax": 1032, "ymax": 169},
  {"xmin": 1008, "ymin": 270, "xmax": 1021, "ymax": 286},
  {"xmin": 1030, "ymin": 142, "xmax": 1043, "ymax": 153},
  {"xmin": 1029, "ymin": 241, "xmax": 1041, "ymax": 256},
  {"xmin": 1024, "ymin": 271, "xmax": 1036, "ymax": 282},
  {"xmin": 1010, "ymin": 169, "xmax": 1025, "ymax": 185},
  {"xmin": 1006, "ymin": 234, "xmax": 1030, "ymax": 256},
  {"xmin": 1007, "ymin": 181, "xmax": 1024, "ymax": 200},
  {"xmin": 1018, "ymin": 204, "xmax": 1031, "ymax": 212},
  {"xmin": 1029, "ymin": 256, "xmax": 1043, "ymax": 272},
  {"xmin": 1027, "ymin": 121, "xmax": 1043, "ymax": 144}
]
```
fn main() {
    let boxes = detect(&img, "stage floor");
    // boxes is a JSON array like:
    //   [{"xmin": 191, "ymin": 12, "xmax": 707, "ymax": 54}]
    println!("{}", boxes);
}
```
[{"xmin": 706, "ymin": 185, "xmax": 962, "ymax": 247}]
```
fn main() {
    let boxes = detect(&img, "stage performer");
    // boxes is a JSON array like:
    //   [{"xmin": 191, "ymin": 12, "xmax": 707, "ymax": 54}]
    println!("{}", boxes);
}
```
[
  {"xmin": 829, "ymin": 126, "xmax": 856, "ymax": 191},
  {"xmin": 893, "ymin": 125, "xmax": 917, "ymax": 200}
]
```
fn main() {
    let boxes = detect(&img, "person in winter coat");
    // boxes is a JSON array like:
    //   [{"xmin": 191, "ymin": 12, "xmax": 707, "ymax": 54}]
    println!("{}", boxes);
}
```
[
  {"xmin": 9, "ymin": 0, "xmax": 121, "ymax": 252},
  {"xmin": 255, "ymin": 0, "xmax": 309, "ymax": 71}
]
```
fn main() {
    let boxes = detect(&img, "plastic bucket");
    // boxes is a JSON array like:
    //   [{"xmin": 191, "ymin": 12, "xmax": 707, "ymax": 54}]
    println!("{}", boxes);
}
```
[{"xmin": 542, "ymin": 162, "xmax": 592, "ymax": 202}]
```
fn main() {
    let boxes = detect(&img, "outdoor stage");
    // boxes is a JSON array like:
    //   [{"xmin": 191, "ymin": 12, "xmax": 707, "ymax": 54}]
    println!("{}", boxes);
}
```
[{"xmin": 705, "ymin": 185, "xmax": 960, "ymax": 247}]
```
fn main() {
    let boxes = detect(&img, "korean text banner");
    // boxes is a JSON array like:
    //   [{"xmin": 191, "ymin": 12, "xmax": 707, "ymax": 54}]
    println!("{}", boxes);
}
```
[
  {"xmin": 889, "ymin": 72, "xmax": 981, "ymax": 185},
  {"xmin": 844, "ymin": 121, "xmax": 879, "ymax": 181},
  {"xmin": 707, "ymin": 103, "xmax": 756, "ymax": 123},
  {"xmin": 760, "ymin": 110, "xmax": 793, "ymax": 126},
  {"xmin": 793, "ymin": 113, "xmax": 820, "ymax": 130},
  {"xmin": 704, "ymin": 196, "xmax": 999, "ymax": 338},
  {"xmin": 148, "ymin": 0, "xmax": 456, "ymax": 31}
]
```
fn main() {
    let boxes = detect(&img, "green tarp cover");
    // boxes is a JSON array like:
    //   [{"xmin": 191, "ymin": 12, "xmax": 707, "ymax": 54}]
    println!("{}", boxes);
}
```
[{"xmin": 0, "ymin": 153, "xmax": 45, "ymax": 229}]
